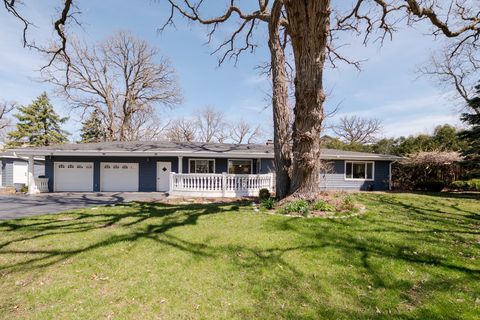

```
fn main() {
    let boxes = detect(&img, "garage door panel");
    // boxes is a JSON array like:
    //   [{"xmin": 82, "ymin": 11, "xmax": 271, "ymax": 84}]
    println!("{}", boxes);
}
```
[
  {"xmin": 101, "ymin": 162, "xmax": 139, "ymax": 192},
  {"xmin": 54, "ymin": 162, "xmax": 94, "ymax": 192}
]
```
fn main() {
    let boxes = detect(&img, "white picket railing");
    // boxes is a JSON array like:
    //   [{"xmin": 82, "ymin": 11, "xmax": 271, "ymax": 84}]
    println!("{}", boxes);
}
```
[
  {"xmin": 169, "ymin": 173, "xmax": 274, "ymax": 197},
  {"xmin": 33, "ymin": 178, "xmax": 49, "ymax": 193}
]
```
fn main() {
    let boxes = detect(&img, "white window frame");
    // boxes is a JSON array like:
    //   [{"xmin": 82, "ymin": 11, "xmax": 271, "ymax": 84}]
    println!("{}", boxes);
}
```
[
  {"xmin": 344, "ymin": 161, "xmax": 375, "ymax": 181},
  {"xmin": 227, "ymin": 159, "xmax": 253, "ymax": 174},
  {"xmin": 188, "ymin": 159, "xmax": 216, "ymax": 174}
]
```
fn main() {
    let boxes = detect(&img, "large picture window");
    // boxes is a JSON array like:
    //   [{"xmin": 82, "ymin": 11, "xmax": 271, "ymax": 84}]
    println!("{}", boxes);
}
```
[
  {"xmin": 189, "ymin": 159, "xmax": 215, "ymax": 173},
  {"xmin": 228, "ymin": 159, "xmax": 253, "ymax": 174},
  {"xmin": 345, "ymin": 161, "xmax": 374, "ymax": 180}
]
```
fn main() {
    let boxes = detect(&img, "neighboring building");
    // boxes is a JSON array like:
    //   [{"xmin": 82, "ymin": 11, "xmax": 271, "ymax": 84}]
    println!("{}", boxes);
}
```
[
  {"xmin": 12, "ymin": 141, "xmax": 402, "ymax": 196},
  {"xmin": 0, "ymin": 152, "xmax": 45, "ymax": 190}
]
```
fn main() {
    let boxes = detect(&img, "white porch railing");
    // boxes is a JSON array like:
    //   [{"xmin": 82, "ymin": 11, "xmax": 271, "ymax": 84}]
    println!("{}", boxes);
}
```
[
  {"xmin": 169, "ymin": 173, "xmax": 274, "ymax": 197},
  {"xmin": 33, "ymin": 178, "xmax": 49, "ymax": 193}
]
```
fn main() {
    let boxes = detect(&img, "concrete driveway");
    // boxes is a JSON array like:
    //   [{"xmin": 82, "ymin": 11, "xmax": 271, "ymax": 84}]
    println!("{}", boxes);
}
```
[{"xmin": 0, "ymin": 192, "xmax": 166, "ymax": 220}]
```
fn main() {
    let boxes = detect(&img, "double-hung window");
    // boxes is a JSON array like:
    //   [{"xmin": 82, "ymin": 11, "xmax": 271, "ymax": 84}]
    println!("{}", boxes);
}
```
[
  {"xmin": 189, "ymin": 159, "xmax": 215, "ymax": 173},
  {"xmin": 345, "ymin": 161, "xmax": 374, "ymax": 180}
]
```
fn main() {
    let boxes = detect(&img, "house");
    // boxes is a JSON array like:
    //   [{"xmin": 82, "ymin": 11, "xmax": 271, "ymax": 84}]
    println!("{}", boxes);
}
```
[
  {"xmin": 11, "ymin": 141, "xmax": 402, "ymax": 196},
  {"xmin": 0, "ymin": 151, "xmax": 45, "ymax": 191}
]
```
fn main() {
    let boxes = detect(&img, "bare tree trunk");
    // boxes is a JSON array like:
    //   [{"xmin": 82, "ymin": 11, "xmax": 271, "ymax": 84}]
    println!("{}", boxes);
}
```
[
  {"xmin": 284, "ymin": 0, "xmax": 330, "ymax": 197},
  {"xmin": 268, "ymin": 0, "xmax": 291, "ymax": 199}
]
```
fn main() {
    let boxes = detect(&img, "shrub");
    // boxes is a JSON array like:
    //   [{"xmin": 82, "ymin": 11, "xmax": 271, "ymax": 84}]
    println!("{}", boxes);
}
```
[
  {"xmin": 341, "ymin": 195, "xmax": 356, "ymax": 211},
  {"xmin": 451, "ymin": 179, "xmax": 480, "ymax": 191},
  {"xmin": 415, "ymin": 180, "xmax": 445, "ymax": 192},
  {"xmin": 312, "ymin": 200, "xmax": 335, "ymax": 212},
  {"xmin": 261, "ymin": 197, "xmax": 275, "ymax": 210},
  {"xmin": 258, "ymin": 188, "xmax": 271, "ymax": 201},
  {"xmin": 282, "ymin": 199, "xmax": 310, "ymax": 216},
  {"xmin": 19, "ymin": 185, "xmax": 28, "ymax": 193}
]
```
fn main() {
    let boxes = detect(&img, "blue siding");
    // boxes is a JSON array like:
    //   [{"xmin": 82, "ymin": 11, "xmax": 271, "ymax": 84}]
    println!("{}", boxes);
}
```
[
  {"xmin": 260, "ymin": 159, "xmax": 275, "ymax": 174},
  {"xmin": 46, "ymin": 156, "xmax": 179, "ymax": 192},
  {"xmin": 1, "ymin": 158, "xmax": 45, "ymax": 188},
  {"xmin": 321, "ymin": 160, "xmax": 390, "ymax": 191},
  {"xmin": 43, "ymin": 156, "xmax": 391, "ymax": 192}
]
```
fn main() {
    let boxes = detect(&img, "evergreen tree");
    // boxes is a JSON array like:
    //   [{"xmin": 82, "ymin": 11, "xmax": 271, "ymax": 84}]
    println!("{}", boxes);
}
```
[
  {"xmin": 6, "ymin": 92, "xmax": 69, "ymax": 147},
  {"xmin": 80, "ymin": 110, "xmax": 107, "ymax": 143},
  {"xmin": 458, "ymin": 83, "xmax": 480, "ymax": 178}
]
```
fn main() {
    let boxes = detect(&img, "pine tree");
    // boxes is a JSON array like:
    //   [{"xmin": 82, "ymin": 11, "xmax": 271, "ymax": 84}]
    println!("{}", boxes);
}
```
[
  {"xmin": 6, "ymin": 92, "xmax": 69, "ymax": 147},
  {"xmin": 80, "ymin": 110, "xmax": 107, "ymax": 143},
  {"xmin": 458, "ymin": 83, "xmax": 480, "ymax": 178}
]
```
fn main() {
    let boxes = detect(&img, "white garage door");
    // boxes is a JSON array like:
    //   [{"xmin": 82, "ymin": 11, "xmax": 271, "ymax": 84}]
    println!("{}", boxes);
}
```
[
  {"xmin": 101, "ymin": 162, "xmax": 139, "ymax": 192},
  {"xmin": 54, "ymin": 162, "xmax": 94, "ymax": 192}
]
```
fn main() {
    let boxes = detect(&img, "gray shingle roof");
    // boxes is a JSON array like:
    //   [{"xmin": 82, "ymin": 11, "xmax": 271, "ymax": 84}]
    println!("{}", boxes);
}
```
[{"xmin": 10, "ymin": 141, "xmax": 402, "ymax": 160}]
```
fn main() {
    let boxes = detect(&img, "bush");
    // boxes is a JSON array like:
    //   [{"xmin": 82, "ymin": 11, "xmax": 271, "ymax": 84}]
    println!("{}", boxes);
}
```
[
  {"xmin": 19, "ymin": 185, "xmax": 28, "ymax": 193},
  {"xmin": 260, "ymin": 197, "xmax": 275, "ymax": 210},
  {"xmin": 258, "ymin": 188, "xmax": 271, "ymax": 201},
  {"xmin": 451, "ymin": 179, "xmax": 480, "ymax": 191},
  {"xmin": 415, "ymin": 180, "xmax": 445, "ymax": 192},
  {"xmin": 341, "ymin": 195, "xmax": 356, "ymax": 211},
  {"xmin": 282, "ymin": 199, "xmax": 310, "ymax": 216},
  {"xmin": 312, "ymin": 200, "xmax": 335, "ymax": 212}
]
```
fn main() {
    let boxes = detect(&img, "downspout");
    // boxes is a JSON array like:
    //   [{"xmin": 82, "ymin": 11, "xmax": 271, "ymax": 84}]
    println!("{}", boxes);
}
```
[{"xmin": 389, "ymin": 161, "xmax": 393, "ymax": 191}]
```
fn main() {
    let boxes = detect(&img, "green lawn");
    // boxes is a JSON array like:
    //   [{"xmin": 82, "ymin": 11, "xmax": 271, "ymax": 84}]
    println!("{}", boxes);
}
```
[{"xmin": 0, "ymin": 193, "xmax": 479, "ymax": 319}]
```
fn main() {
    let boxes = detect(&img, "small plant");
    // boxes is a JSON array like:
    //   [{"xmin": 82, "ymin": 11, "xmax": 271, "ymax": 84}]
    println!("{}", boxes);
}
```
[
  {"xmin": 341, "ymin": 195, "xmax": 356, "ymax": 211},
  {"xmin": 19, "ymin": 185, "xmax": 28, "ymax": 193},
  {"xmin": 283, "ymin": 199, "xmax": 310, "ymax": 216},
  {"xmin": 261, "ymin": 197, "xmax": 275, "ymax": 210},
  {"xmin": 311, "ymin": 200, "xmax": 335, "ymax": 212},
  {"xmin": 258, "ymin": 188, "xmax": 271, "ymax": 201}
]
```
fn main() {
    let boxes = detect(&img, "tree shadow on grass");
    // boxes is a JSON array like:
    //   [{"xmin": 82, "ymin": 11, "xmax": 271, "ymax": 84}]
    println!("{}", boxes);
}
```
[
  {"xmin": 0, "ymin": 201, "xmax": 242, "ymax": 272},
  {"xmin": 0, "ymin": 196, "xmax": 479, "ymax": 319}
]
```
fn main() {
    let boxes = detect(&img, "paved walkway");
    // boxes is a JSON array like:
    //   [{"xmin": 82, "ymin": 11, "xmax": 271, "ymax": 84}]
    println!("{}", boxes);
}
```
[{"xmin": 0, "ymin": 192, "xmax": 166, "ymax": 220}]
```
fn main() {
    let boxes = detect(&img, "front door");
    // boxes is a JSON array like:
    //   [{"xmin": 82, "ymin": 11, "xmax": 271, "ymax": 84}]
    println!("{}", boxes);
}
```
[{"xmin": 156, "ymin": 162, "xmax": 171, "ymax": 192}]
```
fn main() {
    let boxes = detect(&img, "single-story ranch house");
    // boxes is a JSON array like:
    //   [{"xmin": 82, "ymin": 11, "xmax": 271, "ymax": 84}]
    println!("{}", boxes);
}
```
[
  {"xmin": 12, "ymin": 141, "xmax": 402, "ymax": 196},
  {"xmin": 0, "ymin": 152, "xmax": 45, "ymax": 191}
]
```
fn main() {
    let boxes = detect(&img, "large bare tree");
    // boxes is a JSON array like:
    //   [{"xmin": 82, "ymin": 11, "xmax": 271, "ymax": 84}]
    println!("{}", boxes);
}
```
[
  {"xmin": 230, "ymin": 120, "xmax": 262, "ymax": 144},
  {"xmin": 5, "ymin": 0, "xmax": 480, "ymax": 198},
  {"xmin": 333, "ymin": 116, "xmax": 383, "ymax": 145},
  {"xmin": 165, "ymin": 118, "xmax": 198, "ymax": 142},
  {"xmin": 0, "ymin": 101, "xmax": 15, "ymax": 142},
  {"xmin": 195, "ymin": 106, "xmax": 228, "ymax": 143},
  {"xmin": 42, "ymin": 31, "xmax": 182, "ymax": 141}
]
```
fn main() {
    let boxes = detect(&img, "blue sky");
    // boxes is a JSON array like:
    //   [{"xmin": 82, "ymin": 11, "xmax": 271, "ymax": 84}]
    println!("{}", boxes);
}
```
[{"xmin": 0, "ymin": 1, "xmax": 463, "ymax": 142}]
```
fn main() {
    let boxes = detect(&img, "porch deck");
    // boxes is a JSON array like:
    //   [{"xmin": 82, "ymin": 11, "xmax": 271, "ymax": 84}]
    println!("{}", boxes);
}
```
[{"xmin": 169, "ymin": 173, "xmax": 274, "ymax": 197}]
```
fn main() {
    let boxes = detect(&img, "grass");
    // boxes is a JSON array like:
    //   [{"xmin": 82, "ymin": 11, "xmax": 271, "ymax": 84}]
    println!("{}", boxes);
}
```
[{"xmin": 0, "ymin": 193, "xmax": 479, "ymax": 319}]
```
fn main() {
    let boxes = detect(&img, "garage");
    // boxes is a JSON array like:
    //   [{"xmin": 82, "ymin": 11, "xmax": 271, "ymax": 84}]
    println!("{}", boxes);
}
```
[
  {"xmin": 100, "ymin": 162, "xmax": 139, "ymax": 192},
  {"xmin": 54, "ymin": 162, "xmax": 94, "ymax": 192}
]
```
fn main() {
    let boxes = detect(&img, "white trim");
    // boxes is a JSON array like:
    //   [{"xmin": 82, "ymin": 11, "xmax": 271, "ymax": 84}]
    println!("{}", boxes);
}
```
[
  {"xmin": 227, "ymin": 159, "xmax": 253, "ymax": 174},
  {"xmin": 10, "ymin": 149, "xmax": 403, "ymax": 161},
  {"xmin": 344, "ymin": 161, "xmax": 375, "ymax": 181},
  {"xmin": 188, "ymin": 158, "xmax": 216, "ymax": 174},
  {"xmin": 12, "ymin": 150, "xmax": 275, "ymax": 159}
]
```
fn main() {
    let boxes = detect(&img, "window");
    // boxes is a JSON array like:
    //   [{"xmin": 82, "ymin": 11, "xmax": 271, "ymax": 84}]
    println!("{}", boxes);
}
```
[
  {"xmin": 77, "ymin": 165, "xmax": 83, "ymax": 168},
  {"xmin": 189, "ymin": 159, "xmax": 215, "ymax": 173},
  {"xmin": 58, "ymin": 164, "xmax": 65, "ymax": 169},
  {"xmin": 67, "ymin": 164, "xmax": 74, "ymax": 169},
  {"xmin": 345, "ymin": 161, "xmax": 374, "ymax": 180},
  {"xmin": 122, "ymin": 165, "xmax": 129, "ymax": 169},
  {"xmin": 228, "ymin": 159, "xmax": 252, "ymax": 174}
]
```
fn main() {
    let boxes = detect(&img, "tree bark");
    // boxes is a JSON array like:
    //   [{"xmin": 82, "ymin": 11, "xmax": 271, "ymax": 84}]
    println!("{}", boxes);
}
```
[
  {"xmin": 284, "ymin": 0, "xmax": 330, "ymax": 197},
  {"xmin": 268, "ymin": 0, "xmax": 292, "ymax": 199}
]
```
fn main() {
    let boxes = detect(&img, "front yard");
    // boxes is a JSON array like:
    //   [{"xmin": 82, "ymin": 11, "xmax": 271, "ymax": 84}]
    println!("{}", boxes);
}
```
[{"xmin": 0, "ymin": 193, "xmax": 479, "ymax": 319}]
